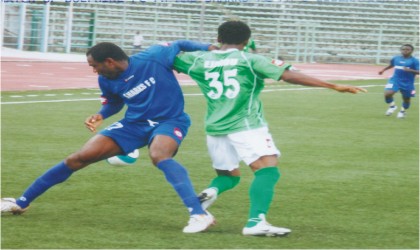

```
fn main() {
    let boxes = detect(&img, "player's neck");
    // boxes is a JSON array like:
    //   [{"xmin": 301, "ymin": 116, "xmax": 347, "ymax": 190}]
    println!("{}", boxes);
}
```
[{"xmin": 220, "ymin": 44, "xmax": 244, "ymax": 51}]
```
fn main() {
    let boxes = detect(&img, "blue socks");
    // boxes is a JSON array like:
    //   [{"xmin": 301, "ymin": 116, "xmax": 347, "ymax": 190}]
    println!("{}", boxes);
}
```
[
  {"xmin": 15, "ymin": 159, "xmax": 205, "ymax": 216},
  {"xmin": 157, "ymin": 159, "xmax": 205, "ymax": 215},
  {"xmin": 402, "ymin": 101, "xmax": 410, "ymax": 110},
  {"xmin": 16, "ymin": 161, "xmax": 74, "ymax": 208}
]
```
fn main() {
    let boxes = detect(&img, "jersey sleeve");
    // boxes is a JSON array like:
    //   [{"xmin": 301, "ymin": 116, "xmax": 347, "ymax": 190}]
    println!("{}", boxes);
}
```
[
  {"xmin": 97, "ymin": 79, "xmax": 125, "ymax": 119},
  {"xmin": 173, "ymin": 52, "xmax": 196, "ymax": 74},
  {"xmin": 163, "ymin": 40, "xmax": 210, "ymax": 67},
  {"xmin": 252, "ymin": 55, "xmax": 291, "ymax": 81}
]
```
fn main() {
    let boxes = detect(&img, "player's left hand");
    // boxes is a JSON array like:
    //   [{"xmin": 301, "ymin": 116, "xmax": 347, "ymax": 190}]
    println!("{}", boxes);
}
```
[
  {"xmin": 333, "ymin": 85, "xmax": 368, "ymax": 94},
  {"xmin": 84, "ymin": 114, "xmax": 104, "ymax": 133}
]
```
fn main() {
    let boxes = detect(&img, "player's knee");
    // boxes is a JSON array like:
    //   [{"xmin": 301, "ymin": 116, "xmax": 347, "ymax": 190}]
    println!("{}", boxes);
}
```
[
  {"xmin": 384, "ymin": 93, "xmax": 394, "ymax": 99},
  {"xmin": 65, "ymin": 152, "xmax": 92, "ymax": 170},
  {"xmin": 149, "ymin": 145, "xmax": 178, "ymax": 166},
  {"xmin": 149, "ymin": 150, "xmax": 171, "ymax": 166}
]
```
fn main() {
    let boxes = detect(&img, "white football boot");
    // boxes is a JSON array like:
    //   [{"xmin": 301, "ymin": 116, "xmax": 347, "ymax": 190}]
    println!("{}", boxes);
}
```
[
  {"xmin": 1, "ymin": 198, "xmax": 27, "ymax": 215},
  {"xmin": 242, "ymin": 214, "xmax": 291, "ymax": 237},
  {"xmin": 183, "ymin": 211, "xmax": 215, "ymax": 233},
  {"xmin": 385, "ymin": 105, "xmax": 398, "ymax": 116},
  {"xmin": 198, "ymin": 188, "xmax": 218, "ymax": 210},
  {"xmin": 397, "ymin": 110, "xmax": 406, "ymax": 119}
]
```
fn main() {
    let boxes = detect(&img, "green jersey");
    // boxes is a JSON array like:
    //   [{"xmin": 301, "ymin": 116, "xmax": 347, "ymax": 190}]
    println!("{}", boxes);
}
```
[{"xmin": 174, "ymin": 49, "xmax": 290, "ymax": 135}]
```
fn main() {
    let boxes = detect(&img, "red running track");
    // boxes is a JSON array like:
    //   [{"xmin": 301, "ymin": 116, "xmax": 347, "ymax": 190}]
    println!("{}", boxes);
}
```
[{"xmin": 1, "ymin": 58, "xmax": 391, "ymax": 91}]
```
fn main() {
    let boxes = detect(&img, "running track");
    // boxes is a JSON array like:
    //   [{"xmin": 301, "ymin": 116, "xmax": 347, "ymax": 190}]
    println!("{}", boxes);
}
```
[{"xmin": 1, "ymin": 57, "xmax": 391, "ymax": 91}]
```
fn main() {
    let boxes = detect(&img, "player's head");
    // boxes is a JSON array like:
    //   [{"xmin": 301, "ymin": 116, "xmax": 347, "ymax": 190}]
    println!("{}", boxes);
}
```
[
  {"xmin": 400, "ymin": 44, "xmax": 414, "ymax": 57},
  {"xmin": 217, "ymin": 20, "xmax": 251, "ymax": 46},
  {"xmin": 86, "ymin": 42, "xmax": 128, "ymax": 79}
]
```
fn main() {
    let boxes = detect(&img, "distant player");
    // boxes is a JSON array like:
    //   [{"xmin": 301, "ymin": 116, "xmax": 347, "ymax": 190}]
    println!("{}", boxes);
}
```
[
  {"xmin": 1, "ymin": 41, "xmax": 216, "ymax": 233},
  {"xmin": 174, "ymin": 20, "xmax": 366, "ymax": 237},
  {"xmin": 379, "ymin": 44, "xmax": 419, "ymax": 118},
  {"xmin": 132, "ymin": 31, "xmax": 144, "ymax": 54},
  {"xmin": 243, "ymin": 38, "xmax": 257, "ymax": 53}
]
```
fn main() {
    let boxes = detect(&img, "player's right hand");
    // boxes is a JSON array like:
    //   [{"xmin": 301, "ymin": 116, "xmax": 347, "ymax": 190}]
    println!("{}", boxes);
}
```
[
  {"xmin": 84, "ymin": 114, "xmax": 103, "ymax": 133},
  {"xmin": 333, "ymin": 85, "xmax": 367, "ymax": 94},
  {"xmin": 208, "ymin": 44, "xmax": 220, "ymax": 51}
]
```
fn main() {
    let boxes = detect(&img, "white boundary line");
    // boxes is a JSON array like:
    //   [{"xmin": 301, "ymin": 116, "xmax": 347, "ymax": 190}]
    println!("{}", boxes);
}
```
[{"xmin": 0, "ymin": 85, "xmax": 382, "ymax": 105}]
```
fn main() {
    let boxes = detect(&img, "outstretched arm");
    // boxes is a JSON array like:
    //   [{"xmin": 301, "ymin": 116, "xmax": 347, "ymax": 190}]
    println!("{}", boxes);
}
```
[
  {"xmin": 164, "ymin": 40, "xmax": 217, "ymax": 66},
  {"xmin": 280, "ymin": 70, "xmax": 367, "ymax": 94},
  {"xmin": 171, "ymin": 40, "xmax": 213, "ymax": 53},
  {"xmin": 378, "ymin": 64, "xmax": 393, "ymax": 75}
]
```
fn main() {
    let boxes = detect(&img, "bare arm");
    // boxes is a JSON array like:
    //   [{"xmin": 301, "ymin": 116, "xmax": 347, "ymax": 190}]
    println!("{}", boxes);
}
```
[
  {"xmin": 378, "ymin": 65, "xmax": 393, "ymax": 75},
  {"xmin": 280, "ymin": 70, "xmax": 367, "ymax": 94}
]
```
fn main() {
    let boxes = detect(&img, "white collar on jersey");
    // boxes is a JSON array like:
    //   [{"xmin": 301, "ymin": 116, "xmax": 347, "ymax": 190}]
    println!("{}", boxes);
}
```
[{"xmin": 212, "ymin": 48, "xmax": 239, "ymax": 54}]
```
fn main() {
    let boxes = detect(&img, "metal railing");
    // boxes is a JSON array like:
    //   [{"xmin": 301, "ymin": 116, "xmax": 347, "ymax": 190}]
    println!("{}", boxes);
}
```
[{"xmin": 1, "ymin": 0, "xmax": 419, "ymax": 64}]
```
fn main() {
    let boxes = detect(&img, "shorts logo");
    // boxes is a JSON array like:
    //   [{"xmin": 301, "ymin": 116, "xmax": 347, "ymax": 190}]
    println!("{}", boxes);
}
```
[
  {"xmin": 174, "ymin": 128, "xmax": 183, "ymax": 140},
  {"xmin": 106, "ymin": 122, "xmax": 124, "ymax": 131},
  {"xmin": 148, "ymin": 119, "xmax": 159, "ymax": 127},
  {"xmin": 271, "ymin": 59, "xmax": 285, "ymax": 66}
]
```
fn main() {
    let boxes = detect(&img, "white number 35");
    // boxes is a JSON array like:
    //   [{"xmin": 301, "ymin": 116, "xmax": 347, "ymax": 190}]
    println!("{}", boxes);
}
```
[{"xmin": 205, "ymin": 69, "xmax": 240, "ymax": 99}]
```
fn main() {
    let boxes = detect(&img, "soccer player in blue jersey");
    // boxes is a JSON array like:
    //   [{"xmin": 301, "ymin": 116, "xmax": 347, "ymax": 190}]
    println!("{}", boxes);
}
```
[
  {"xmin": 1, "ymin": 41, "xmax": 216, "ymax": 233},
  {"xmin": 379, "ymin": 44, "xmax": 419, "ymax": 118}
]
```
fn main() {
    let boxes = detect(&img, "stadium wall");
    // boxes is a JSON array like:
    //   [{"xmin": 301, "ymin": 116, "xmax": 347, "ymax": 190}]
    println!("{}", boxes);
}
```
[{"xmin": 1, "ymin": 0, "xmax": 419, "ymax": 64}]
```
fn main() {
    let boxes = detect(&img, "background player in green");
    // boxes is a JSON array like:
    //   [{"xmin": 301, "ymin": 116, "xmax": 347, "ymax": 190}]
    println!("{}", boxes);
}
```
[
  {"xmin": 243, "ymin": 38, "xmax": 257, "ymax": 53},
  {"xmin": 174, "ymin": 20, "xmax": 367, "ymax": 236}
]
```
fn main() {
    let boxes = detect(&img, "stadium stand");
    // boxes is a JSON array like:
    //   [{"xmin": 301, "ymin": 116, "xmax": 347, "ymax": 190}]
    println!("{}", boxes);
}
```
[{"xmin": 1, "ymin": 0, "xmax": 419, "ymax": 64}]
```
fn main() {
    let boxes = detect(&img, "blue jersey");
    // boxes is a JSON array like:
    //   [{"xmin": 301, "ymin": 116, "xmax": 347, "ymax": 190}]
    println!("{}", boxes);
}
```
[
  {"xmin": 389, "ymin": 55, "xmax": 419, "ymax": 87},
  {"xmin": 97, "ymin": 40, "xmax": 209, "ymax": 122}
]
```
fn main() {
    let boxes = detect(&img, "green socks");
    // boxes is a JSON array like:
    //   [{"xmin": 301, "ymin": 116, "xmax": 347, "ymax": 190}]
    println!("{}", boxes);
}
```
[
  {"xmin": 207, "ymin": 168, "xmax": 281, "ymax": 228},
  {"xmin": 208, "ymin": 175, "xmax": 240, "ymax": 195},
  {"xmin": 246, "ymin": 167, "xmax": 281, "ymax": 227}
]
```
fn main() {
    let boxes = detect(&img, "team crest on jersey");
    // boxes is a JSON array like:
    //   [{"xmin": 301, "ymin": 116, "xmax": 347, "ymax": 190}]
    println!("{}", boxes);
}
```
[
  {"xmin": 271, "ymin": 59, "xmax": 285, "ymax": 66},
  {"xmin": 100, "ymin": 96, "xmax": 108, "ymax": 105},
  {"xmin": 174, "ymin": 128, "xmax": 183, "ymax": 140}
]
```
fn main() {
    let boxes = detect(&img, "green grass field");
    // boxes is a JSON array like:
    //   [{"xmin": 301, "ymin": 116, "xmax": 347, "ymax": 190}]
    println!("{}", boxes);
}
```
[{"xmin": 1, "ymin": 80, "xmax": 418, "ymax": 249}]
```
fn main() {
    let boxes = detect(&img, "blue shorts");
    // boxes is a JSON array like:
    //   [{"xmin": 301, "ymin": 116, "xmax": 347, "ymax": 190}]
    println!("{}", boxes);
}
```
[
  {"xmin": 385, "ymin": 81, "xmax": 416, "ymax": 98},
  {"xmin": 99, "ymin": 113, "xmax": 191, "ymax": 154}
]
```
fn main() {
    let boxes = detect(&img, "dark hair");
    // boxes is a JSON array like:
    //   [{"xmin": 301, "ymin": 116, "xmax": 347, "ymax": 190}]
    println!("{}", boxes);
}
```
[
  {"xmin": 86, "ymin": 42, "xmax": 128, "ymax": 62},
  {"xmin": 218, "ymin": 20, "xmax": 251, "ymax": 45},
  {"xmin": 402, "ymin": 44, "xmax": 414, "ymax": 51}
]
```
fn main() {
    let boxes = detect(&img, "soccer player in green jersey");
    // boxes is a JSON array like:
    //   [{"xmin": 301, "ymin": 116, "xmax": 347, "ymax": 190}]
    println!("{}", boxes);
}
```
[{"xmin": 174, "ymin": 20, "xmax": 366, "ymax": 236}]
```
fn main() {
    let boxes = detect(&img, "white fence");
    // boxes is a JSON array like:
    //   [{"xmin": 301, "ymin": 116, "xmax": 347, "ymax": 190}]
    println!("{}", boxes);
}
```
[{"xmin": 2, "ymin": 0, "xmax": 419, "ymax": 64}]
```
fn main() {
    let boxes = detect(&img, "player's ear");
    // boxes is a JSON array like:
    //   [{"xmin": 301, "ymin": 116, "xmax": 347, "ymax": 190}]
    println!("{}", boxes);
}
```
[
  {"xmin": 104, "ymin": 58, "xmax": 116, "ymax": 66},
  {"xmin": 217, "ymin": 36, "xmax": 222, "ymax": 43}
]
